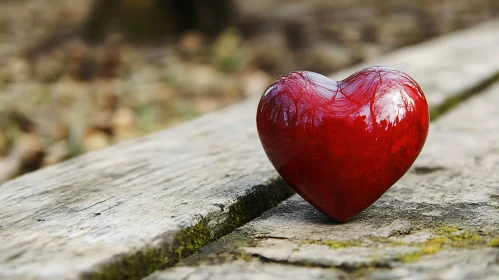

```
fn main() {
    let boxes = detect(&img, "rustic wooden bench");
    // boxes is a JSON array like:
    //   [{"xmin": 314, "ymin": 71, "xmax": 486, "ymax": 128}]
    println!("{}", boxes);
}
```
[{"xmin": 2, "ymin": 20, "xmax": 499, "ymax": 280}]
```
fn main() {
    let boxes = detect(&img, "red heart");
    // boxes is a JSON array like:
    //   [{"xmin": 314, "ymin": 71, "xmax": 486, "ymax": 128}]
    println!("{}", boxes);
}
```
[{"xmin": 256, "ymin": 67, "xmax": 429, "ymax": 222}]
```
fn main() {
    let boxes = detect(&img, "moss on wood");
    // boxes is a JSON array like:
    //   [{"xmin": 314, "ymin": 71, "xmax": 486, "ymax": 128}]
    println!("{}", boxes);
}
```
[{"xmin": 82, "ymin": 178, "xmax": 294, "ymax": 280}]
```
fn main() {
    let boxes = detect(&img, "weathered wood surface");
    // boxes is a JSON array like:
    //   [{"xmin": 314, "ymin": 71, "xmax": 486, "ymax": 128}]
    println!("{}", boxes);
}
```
[
  {"xmin": 1, "ymin": 20, "xmax": 499, "ymax": 280},
  {"xmin": 147, "ymin": 74, "xmax": 499, "ymax": 279},
  {"xmin": 0, "ymin": 100, "xmax": 293, "ymax": 280}
]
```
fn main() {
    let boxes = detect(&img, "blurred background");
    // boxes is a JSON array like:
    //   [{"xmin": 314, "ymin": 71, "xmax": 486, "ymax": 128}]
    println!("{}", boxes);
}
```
[{"xmin": 0, "ymin": 0, "xmax": 498, "ymax": 182}]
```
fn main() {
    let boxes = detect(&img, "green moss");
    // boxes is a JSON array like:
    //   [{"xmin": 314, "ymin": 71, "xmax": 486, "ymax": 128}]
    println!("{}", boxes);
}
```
[
  {"xmin": 488, "ymin": 238, "xmax": 499, "ymax": 247},
  {"xmin": 413, "ymin": 166, "xmax": 445, "ymax": 175},
  {"xmin": 394, "ymin": 237, "xmax": 448, "ymax": 263},
  {"xmin": 304, "ymin": 239, "xmax": 363, "ymax": 249},
  {"xmin": 430, "ymin": 70, "xmax": 499, "ymax": 121},
  {"xmin": 173, "ymin": 221, "xmax": 213, "ymax": 259},
  {"xmin": 175, "ymin": 230, "xmax": 259, "ymax": 267},
  {"xmin": 432, "ymin": 226, "xmax": 459, "ymax": 235},
  {"xmin": 323, "ymin": 240, "xmax": 357, "ymax": 249},
  {"xmin": 429, "ymin": 95, "xmax": 466, "ymax": 121},
  {"xmin": 299, "ymin": 229, "xmax": 498, "ymax": 267},
  {"xmin": 448, "ymin": 231, "xmax": 480, "ymax": 247},
  {"xmin": 419, "ymin": 244, "xmax": 441, "ymax": 254},
  {"xmin": 82, "ymin": 221, "xmax": 212, "ymax": 280},
  {"xmin": 303, "ymin": 235, "xmax": 410, "ymax": 250},
  {"xmin": 83, "ymin": 178, "xmax": 294, "ymax": 280},
  {"xmin": 205, "ymin": 178, "xmax": 290, "ymax": 237},
  {"xmin": 427, "ymin": 237, "xmax": 448, "ymax": 245},
  {"xmin": 384, "ymin": 226, "xmax": 497, "ymax": 264},
  {"xmin": 369, "ymin": 236, "xmax": 404, "ymax": 246},
  {"xmin": 426, "ymin": 226, "xmax": 484, "ymax": 247},
  {"xmin": 396, "ymin": 252, "xmax": 421, "ymax": 262},
  {"xmin": 420, "ymin": 237, "xmax": 447, "ymax": 254}
]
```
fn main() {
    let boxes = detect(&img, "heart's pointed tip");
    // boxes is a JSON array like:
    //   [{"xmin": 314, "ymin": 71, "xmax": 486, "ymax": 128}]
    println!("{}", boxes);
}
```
[
  {"xmin": 311, "ymin": 204, "xmax": 357, "ymax": 223},
  {"xmin": 325, "ymin": 213, "xmax": 356, "ymax": 224}
]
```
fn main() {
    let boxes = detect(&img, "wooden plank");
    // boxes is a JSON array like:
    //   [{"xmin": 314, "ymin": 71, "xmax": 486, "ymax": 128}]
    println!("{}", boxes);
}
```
[
  {"xmin": 149, "ymin": 249, "xmax": 499, "ymax": 280},
  {"xmin": 415, "ymin": 81, "xmax": 499, "ymax": 170},
  {"xmin": 148, "ymin": 261, "xmax": 347, "ymax": 280},
  {"xmin": 149, "ymin": 78, "xmax": 499, "ymax": 279},
  {"xmin": 1, "ymin": 20, "xmax": 499, "ymax": 280},
  {"xmin": 0, "ymin": 101, "xmax": 294, "ymax": 280}
]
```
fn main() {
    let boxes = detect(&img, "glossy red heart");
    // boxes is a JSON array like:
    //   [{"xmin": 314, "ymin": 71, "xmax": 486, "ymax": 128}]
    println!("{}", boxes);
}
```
[{"xmin": 256, "ymin": 67, "xmax": 429, "ymax": 222}]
